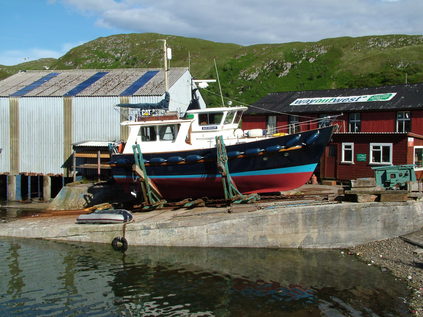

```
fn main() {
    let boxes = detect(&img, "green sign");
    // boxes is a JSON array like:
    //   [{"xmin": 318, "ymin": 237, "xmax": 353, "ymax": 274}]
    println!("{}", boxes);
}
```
[
  {"xmin": 290, "ymin": 92, "xmax": 397, "ymax": 106},
  {"xmin": 356, "ymin": 154, "xmax": 367, "ymax": 162}
]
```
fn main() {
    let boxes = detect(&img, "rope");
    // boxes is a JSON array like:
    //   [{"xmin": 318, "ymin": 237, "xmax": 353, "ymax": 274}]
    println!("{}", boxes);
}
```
[{"xmin": 201, "ymin": 88, "xmax": 316, "ymax": 119}]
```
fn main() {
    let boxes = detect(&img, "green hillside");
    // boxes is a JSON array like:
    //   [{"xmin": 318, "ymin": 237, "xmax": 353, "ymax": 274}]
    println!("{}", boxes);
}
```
[
  {"xmin": 1, "ymin": 33, "xmax": 423, "ymax": 106},
  {"xmin": 0, "ymin": 58, "xmax": 56, "ymax": 80}
]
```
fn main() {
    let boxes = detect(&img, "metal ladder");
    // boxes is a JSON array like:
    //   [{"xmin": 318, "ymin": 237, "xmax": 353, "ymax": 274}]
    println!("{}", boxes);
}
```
[
  {"xmin": 215, "ymin": 136, "xmax": 260, "ymax": 204},
  {"xmin": 132, "ymin": 144, "xmax": 166, "ymax": 211}
]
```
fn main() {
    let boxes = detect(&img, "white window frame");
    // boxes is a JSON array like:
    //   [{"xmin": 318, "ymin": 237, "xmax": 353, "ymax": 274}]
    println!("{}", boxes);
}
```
[
  {"xmin": 414, "ymin": 146, "xmax": 423, "ymax": 171},
  {"xmin": 369, "ymin": 143, "xmax": 393, "ymax": 165},
  {"xmin": 396, "ymin": 111, "xmax": 411, "ymax": 133},
  {"xmin": 267, "ymin": 115, "xmax": 277, "ymax": 135},
  {"xmin": 341, "ymin": 142, "xmax": 354, "ymax": 164},
  {"xmin": 288, "ymin": 115, "xmax": 300, "ymax": 134},
  {"xmin": 348, "ymin": 113, "xmax": 361, "ymax": 132}
]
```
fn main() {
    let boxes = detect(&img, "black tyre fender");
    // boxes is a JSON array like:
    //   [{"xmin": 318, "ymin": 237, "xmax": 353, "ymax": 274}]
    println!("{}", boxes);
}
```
[{"xmin": 111, "ymin": 236, "xmax": 128, "ymax": 252}]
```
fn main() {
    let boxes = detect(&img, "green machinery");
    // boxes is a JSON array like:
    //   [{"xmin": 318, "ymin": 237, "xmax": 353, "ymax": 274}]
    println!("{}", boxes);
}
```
[{"xmin": 372, "ymin": 164, "xmax": 416, "ymax": 189}]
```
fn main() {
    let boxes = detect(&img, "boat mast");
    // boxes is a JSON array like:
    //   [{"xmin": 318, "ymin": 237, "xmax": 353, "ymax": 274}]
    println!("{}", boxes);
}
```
[
  {"xmin": 160, "ymin": 39, "xmax": 170, "ymax": 92},
  {"xmin": 214, "ymin": 59, "xmax": 225, "ymax": 107}
]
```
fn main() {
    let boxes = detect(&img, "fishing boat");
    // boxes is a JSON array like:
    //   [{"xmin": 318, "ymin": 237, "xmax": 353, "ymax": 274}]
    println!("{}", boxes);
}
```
[{"xmin": 109, "ymin": 105, "xmax": 334, "ymax": 201}]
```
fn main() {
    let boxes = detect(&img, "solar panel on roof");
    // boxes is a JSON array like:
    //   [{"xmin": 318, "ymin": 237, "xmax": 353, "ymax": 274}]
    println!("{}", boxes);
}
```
[
  {"xmin": 64, "ymin": 72, "xmax": 108, "ymax": 97},
  {"xmin": 120, "ymin": 70, "xmax": 159, "ymax": 96},
  {"xmin": 10, "ymin": 72, "xmax": 59, "ymax": 97}
]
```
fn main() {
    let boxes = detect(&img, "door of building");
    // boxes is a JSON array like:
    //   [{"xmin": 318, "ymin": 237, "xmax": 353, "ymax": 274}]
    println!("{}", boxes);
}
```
[{"xmin": 321, "ymin": 144, "xmax": 337, "ymax": 179}]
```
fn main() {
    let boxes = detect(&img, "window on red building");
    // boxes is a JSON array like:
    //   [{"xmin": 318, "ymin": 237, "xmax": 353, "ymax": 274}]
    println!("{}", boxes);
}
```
[
  {"xmin": 348, "ymin": 113, "xmax": 361, "ymax": 132},
  {"xmin": 289, "ymin": 115, "xmax": 300, "ymax": 134},
  {"xmin": 341, "ymin": 143, "xmax": 354, "ymax": 163},
  {"xmin": 370, "ymin": 143, "xmax": 392, "ymax": 165},
  {"xmin": 415, "ymin": 147, "xmax": 423, "ymax": 170},
  {"xmin": 267, "ymin": 115, "xmax": 277, "ymax": 134},
  {"xmin": 318, "ymin": 114, "xmax": 332, "ymax": 128},
  {"xmin": 396, "ymin": 111, "xmax": 411, "ymax": 132}
]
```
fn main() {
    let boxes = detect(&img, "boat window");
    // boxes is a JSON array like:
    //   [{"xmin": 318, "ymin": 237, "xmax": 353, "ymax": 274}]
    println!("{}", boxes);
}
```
[
  {"xmin": 139, "ymin": 126, "xmax": 157, "ymax": 142},
  {"xmin": 158, "ymin": 124, "xmax": 179, "ymax": 141},
  {"xmin": 233, "ymin": 111, "xmax": 243, "ymax": 124},
  {"xmin": 198, "ymin": 112, "xmax": 224, "ymax": 125},
  {"xmin": 224, "ymin": 111, "xmax": 236, "ymax": 124}
]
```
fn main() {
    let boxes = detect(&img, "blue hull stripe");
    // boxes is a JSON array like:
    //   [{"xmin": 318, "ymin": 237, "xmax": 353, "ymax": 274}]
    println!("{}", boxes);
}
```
[{"xmin": 114, "ymin": 163, "xmax": 317, "ymax": 180}]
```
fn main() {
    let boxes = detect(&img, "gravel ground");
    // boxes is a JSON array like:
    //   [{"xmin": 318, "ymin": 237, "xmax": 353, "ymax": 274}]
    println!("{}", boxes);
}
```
[{"xmin": 349, "ymin": 236, "xmax": 423, "ymax": 316}]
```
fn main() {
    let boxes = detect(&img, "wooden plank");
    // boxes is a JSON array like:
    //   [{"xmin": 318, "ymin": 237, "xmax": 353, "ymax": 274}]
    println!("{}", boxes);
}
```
[
  {"xmin": 74, "ymin": 153, "xmax": 110, "ymax": 158},
  {"xmin": 132, "ymin": 164, "xmax": 163, "ymax": 198},
  {"xmin": 76, "ymin": 164, "xmax": 111, "ymax": 169},
  {"xmin": 379, "ymin": 193, "xmax": 408, "ymax": 202}
]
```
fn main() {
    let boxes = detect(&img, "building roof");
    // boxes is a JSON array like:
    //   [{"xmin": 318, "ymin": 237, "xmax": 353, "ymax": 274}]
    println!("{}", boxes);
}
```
[
  {"xmin": 248, "ymin": 83, "xmax": 423, "ymax": 114},
  {"xmin": 0, "ymin": 68, "xmax": 188, "ymax": 97}
]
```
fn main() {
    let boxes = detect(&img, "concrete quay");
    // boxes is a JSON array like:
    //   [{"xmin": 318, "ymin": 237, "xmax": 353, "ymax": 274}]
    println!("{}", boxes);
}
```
[{"xmin": 1, "ymin": 200, "xmax": 422, "ymax": 249}]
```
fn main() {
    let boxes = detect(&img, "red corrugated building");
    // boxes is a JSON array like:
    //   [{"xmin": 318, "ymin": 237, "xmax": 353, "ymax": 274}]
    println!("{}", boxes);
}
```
[{"xmin": 243, "ymin": 83, "xmax": 423, "ymax": 182}]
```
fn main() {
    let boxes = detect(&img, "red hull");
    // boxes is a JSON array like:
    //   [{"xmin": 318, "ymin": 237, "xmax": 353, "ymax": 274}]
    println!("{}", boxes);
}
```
[{"xmin": 116, "ymin": 172, "xmax": 312, "ymax": 200}]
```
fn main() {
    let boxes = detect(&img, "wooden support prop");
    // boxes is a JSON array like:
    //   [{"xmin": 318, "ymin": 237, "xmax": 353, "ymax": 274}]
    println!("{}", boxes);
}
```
[{"xmin": 132, "ymin": 144, "xmax": 166, "ymax": 210}]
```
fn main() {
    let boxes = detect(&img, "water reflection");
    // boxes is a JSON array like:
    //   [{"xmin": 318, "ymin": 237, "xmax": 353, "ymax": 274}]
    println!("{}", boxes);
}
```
[
  {"xmin": 0, "ymin": 237, "xmax": 411, "ymax": 316},
  {"xmin": 0, "ymin": 207, "xmax": 43, "ymax": 223}
]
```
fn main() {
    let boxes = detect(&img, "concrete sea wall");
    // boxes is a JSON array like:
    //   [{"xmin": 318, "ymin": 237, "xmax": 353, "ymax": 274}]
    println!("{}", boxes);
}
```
[{"xmin": 1, "ymin": 200, "xmax": 422, "ymax": 249}]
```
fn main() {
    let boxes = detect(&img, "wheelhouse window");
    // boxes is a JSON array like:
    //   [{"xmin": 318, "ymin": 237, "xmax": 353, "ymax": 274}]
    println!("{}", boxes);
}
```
[
  {"xmin": 139, "ymin": 124, "xmax": 179, "ymax": 142},
  {"xmin": 199, "ymin": 112, "xmax": 224, "ymax": 126},
  {"xmin": 158, "ymin": 125, "xmax": 179, "ymax": 141},
  {"xmin": 224, "ymin": 111, "xmax": 236, "ymax": 124},
  {"xmin": 397, "ymin": 111, "xmax": 411, "ymax": 132},
  {"xmin": 233, "ymin": 111, "xmax": 243, "ymax": 125},
  {"xmin": 288, "ymin": 115, "xmax": 300, "ymax": 134},
  {"xmin": 342, "ymin": 143, "xmax": 354, "ymax": 163},
  {"xmin": 370, "ymin": 143, "xmax": 392, "ymax": 165},
  {"xmin": 349, "ymin": 113, "xmax": 361, "ymax": 132},
  {"xmin": 139, "ymin": 126, "xmax": 157, "ymax": 142},
  {"xmin": 415, "ymin": 146, "xmax": 423, "ymax": 170}
]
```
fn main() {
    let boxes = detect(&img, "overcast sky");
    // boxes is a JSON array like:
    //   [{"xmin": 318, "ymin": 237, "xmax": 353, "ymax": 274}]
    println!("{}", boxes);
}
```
[{"xmin": 0, "ymin": 0, "xmax": 422, "ymax": 66}]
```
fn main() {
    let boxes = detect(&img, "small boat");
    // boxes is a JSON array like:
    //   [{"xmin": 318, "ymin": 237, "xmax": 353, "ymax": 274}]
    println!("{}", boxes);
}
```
[
  {"xmin": 110, "ymin": 105, "xmax": 334, "ymax": 200},
  {"xmin": 76, "ymin": 209, "xmax": 133, "ymax": 224}
]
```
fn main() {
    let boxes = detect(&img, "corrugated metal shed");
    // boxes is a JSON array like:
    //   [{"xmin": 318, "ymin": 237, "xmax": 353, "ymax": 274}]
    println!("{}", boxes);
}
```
[
  {"xmin": 0, "ymin": 67, "xmax": 202, "ymax": 176},
  {"xmin": 248, "ymin": 83, "xmax": 423, "ymax": 114},
  {"xmin": 0, "ymin": 68, "xmax": 187, "ymax": 97},
  {"xmin": 72, "ymin": 96, "xmax": 121, "ymax": 144},
  {"xmin": 18, "ymin": 97, "xmax": 64, "ymax": 174},
  {"xmin": 0, "ymin": 98, "xmax": 10, "ymax": 173}
]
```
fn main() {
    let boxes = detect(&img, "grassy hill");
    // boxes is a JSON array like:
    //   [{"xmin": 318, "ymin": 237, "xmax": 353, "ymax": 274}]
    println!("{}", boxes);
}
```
[
  {"xmin": 1, "ymin": 33, "xmax": 423, "ymax": 105},
  {"xmin": 0, "ymin": 58, "xmax": 56, "ymax": 80}
]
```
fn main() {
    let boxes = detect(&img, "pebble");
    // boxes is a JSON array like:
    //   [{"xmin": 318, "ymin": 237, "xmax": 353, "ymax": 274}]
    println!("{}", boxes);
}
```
[
  {"xmin": 349, "ymin": 235, "xmax": 423, "ymax": 316},
  {"xmin": 413, "ymin": 248, "xmax": 423, "ymax": 255}
]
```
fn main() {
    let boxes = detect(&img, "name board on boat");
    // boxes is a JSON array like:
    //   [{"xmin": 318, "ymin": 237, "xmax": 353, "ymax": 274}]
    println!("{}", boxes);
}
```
[
  {"xmin": 290, "ymin": 93, "xmax": 397, "ymax": 106},
  {"xmin": 128, "ymin": 108, "xmax": 166, "ymax": 121},
  {"xmin": 202, "ymin": 126, "xmax": 218, "ymax": 130}
]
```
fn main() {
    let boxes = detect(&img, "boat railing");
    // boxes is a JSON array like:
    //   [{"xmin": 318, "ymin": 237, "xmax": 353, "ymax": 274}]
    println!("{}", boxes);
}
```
[
  {"xmin": 269, "ymin": 115, "xmax": 340, "ymax": 136},
  {"xmin": 118, "ymin": 107, "xmax": 180, "ymax": 122}
]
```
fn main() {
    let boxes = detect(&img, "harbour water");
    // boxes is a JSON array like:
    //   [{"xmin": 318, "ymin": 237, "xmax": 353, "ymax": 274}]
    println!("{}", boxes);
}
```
[{"xmin": 0, "ymin": 207, "xmax": 413, "ymax": 316}]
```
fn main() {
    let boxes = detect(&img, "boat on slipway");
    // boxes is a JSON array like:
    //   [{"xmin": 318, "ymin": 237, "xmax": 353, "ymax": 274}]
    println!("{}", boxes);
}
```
[{"xmin": 109, "ymin": 105, "xmax": 334, "ymax": 201}]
